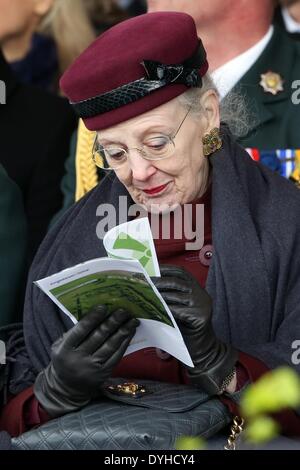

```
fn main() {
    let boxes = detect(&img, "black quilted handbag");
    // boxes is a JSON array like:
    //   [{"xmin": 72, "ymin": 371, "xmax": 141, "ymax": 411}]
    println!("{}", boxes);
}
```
[{"xmin": 11, "ymin": 378, "xmax": 232, "ymax": 450}]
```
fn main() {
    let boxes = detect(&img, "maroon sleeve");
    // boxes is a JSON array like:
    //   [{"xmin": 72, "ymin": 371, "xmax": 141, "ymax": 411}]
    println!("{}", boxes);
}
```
[
  {"xmin": 0, "ymin": 387, "xmax": 50, "ymax": 438},
  {"xmin": 220, "ymin": 351, "xmax": 300, "ymax": 437}
]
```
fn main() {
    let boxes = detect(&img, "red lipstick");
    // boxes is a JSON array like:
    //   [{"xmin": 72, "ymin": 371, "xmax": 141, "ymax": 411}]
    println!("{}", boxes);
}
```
[{"xmin": 143, "ymin": 183, "xmax": 169, "ymax": 195}]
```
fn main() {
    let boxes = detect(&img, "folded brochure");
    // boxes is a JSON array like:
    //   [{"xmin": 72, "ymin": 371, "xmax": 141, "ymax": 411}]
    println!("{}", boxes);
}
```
[{"xmin": 35, "ymin": 218, "xmax": 193, "ymax": 367}]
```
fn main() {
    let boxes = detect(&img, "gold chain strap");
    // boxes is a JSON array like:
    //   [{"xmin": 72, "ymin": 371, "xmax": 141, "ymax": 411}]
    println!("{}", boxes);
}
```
[{"xmin": 224, "ymin": 416, "xmax": 245, "ymax": 450}]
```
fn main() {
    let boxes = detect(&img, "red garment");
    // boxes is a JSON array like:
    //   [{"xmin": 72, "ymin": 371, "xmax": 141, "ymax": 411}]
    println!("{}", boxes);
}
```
[
  {"xmin": 1, "ymin": 188, "xmax": 299, "ymax": 437},
  {"xmin": 150, "ymin": 184, "xmax": 212, "ymax": 287}
]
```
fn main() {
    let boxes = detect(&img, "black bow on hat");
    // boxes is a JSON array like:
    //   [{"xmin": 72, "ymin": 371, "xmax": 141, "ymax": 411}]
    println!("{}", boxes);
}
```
[{"xmin": 142, "ymin": 59, "xmax": 202, "ymax": 88}]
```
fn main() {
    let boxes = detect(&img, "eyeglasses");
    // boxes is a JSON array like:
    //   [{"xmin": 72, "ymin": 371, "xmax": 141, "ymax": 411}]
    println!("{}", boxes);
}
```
[{"xmin": 92, "ymin": 107, "xmax": 192, "ymax": 171}]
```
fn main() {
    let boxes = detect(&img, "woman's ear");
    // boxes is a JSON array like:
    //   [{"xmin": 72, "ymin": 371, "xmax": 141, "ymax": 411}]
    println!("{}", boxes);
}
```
[
  {"xmin": 33, "ymin": 0, "xmax": 55, "ymax": 18},
  {"xmin": 200, "ymin": 89, "xmax": 220, "ymax": 133}
]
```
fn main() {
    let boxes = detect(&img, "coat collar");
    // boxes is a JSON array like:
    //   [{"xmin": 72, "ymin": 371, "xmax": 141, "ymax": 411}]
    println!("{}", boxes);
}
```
[{"xmin": 206, "ymin": 128, "xmax": 273, "ymax": 345}]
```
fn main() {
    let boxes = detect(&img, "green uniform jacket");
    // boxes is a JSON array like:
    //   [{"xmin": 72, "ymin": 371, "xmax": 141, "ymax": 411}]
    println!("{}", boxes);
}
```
[{"xmin": 0, "ymin": 165, "xmax": 27, "ymax": 326}]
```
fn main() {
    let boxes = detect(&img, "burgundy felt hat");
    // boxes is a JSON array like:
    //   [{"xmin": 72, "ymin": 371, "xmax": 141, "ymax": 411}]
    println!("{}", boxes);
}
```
[{"xmin": 60, "ymin": 12, "xmax": 208, "ymax": 131}]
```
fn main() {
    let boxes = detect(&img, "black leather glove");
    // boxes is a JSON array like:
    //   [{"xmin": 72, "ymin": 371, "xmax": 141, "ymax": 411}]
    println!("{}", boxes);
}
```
[
  {"xmin": 34, "ymin": 306, "xmax": 139, "ymax": 417},
  {"xmin": 153, "ymin": 265, "xmax": 237, "ymax": 395}
]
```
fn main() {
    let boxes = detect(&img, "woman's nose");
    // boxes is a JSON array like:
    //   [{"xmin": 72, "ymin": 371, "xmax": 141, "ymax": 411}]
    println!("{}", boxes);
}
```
[{"xmin": 129, "ymin": 152, "xmax": 157, "ymax": 181}]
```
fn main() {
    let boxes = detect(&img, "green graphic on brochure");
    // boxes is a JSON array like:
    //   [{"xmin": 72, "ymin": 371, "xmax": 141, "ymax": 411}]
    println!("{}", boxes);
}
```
[
  {"xmin": 50, "ymin": 270, "xmax": 173, "ymax": 326},
  {"xmin": 111, "ymin": 232, "xmax": 155, "ymax": 275}
]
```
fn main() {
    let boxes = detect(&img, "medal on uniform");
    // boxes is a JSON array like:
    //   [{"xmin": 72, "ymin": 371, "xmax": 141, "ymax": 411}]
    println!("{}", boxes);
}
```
[
  {"xmin": 276, "ymin": 149, "xmax": 296, "ymax": 179},
  {"xmin": 260, "ymin": 71, "xmax": 284, "ymax": 95}
]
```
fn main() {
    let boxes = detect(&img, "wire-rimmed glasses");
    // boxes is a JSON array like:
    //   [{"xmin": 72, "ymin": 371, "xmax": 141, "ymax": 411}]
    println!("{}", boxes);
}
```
[{"xmin": 92, "ymin": 107, "xmax": 192, "ymax": 171}]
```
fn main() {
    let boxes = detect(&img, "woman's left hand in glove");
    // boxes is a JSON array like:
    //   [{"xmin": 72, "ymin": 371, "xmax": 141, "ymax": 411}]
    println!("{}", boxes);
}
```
[{"xmin": 153, "ymin": 265, "xmax": 238, "ymax": 395}]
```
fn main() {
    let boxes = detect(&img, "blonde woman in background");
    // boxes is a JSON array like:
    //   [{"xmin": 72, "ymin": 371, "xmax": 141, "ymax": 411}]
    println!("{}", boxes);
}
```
[
  {"xmin": 0, "ymin": 0, "xmax": 95, "ymax": 92},
  {"xmin": 39, "ymin": 0, "xmax": 96, "ymax": 77}
]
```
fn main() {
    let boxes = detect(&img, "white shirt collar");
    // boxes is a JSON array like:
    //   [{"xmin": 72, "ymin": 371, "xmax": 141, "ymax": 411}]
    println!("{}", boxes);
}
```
[
  {"xmin": 211, "ymin": 26, "xmax": 274, "ymax": 99},
  {"xmin": 282, "ymin": 6, "xmax": 300, "ymax": 33}
]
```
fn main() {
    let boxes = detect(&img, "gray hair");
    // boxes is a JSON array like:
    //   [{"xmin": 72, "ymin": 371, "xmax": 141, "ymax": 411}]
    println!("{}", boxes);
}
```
[{"xmin": 178, "ymin": 74, "xmax": 254, "ymax": 139}]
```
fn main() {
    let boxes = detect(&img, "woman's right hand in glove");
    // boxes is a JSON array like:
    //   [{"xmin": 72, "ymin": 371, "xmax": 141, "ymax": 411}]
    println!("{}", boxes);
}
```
[{"xmin": 34, "ymin": 306, "xmax": 139, "ymax": 418}]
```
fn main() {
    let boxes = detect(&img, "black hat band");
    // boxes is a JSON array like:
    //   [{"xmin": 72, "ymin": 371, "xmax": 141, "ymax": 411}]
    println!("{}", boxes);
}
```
[{"xmin": 70, "ymin": 41, "xmax": 207, "ymax": 119}]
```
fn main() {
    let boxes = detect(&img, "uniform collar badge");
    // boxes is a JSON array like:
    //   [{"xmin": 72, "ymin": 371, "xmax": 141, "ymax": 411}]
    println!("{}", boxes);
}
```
[{"xmin": 260, "ymin": 71, "xmax": 284, "ymax": 95}]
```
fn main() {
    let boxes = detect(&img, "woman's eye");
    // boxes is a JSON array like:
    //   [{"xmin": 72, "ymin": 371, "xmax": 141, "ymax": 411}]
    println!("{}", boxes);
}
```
[
  {"xmin": 106, "ymin": 149, "xmax": 126, "ymax": 160},
  {"xmin": 146, "ymin": 137, "xmax": 169, "ymax": 150}
]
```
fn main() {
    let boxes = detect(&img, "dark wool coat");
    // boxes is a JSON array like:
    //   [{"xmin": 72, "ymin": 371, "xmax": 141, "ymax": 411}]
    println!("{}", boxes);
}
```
[
  {"xmin": 5, "ymin": 128, "xmax": 300, "ymax": 397},
  {"xmin": 0, "ymin": 52, "xmax": 77, "ymax": 261},
  {"xmin": 0, "ymin": 166, "xmax": 27, "ymax": 327}
]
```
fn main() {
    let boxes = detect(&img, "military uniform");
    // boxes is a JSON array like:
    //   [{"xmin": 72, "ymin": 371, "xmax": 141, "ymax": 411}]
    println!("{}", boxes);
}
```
[
  {"xmin": 0, "ymin": 51, "xmax": 77, "ymax": 260},
  {"xmin": 0, "ymin": 166, "xmax": 27, "ymax": 327},
  {"xmin": 237, "ymin": 26, "xmax": 300, "ymax": 150},
  {"xmin": 53, "ymin": 25, "xmax": 300, "ymax": 213}
]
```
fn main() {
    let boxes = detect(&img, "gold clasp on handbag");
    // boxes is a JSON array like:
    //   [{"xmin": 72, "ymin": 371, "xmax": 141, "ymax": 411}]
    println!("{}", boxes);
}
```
[{"xmin": 107, "ymin": 382, "xmax": 147, "ymax": 398}]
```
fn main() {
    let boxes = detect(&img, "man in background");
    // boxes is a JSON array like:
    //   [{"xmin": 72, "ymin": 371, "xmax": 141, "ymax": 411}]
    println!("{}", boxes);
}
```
[{"xmin": 147, "ymin": 0, "xmax": 300, "ymax": 151}]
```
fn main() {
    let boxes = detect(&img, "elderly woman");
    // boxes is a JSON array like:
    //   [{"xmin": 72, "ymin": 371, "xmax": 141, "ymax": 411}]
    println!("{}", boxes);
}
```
[{"xmin": 1, "ymin": 12, "xmax": 300, "ymax": 439}]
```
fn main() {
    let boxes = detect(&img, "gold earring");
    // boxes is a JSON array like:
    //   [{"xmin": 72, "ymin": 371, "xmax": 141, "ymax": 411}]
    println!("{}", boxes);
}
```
[{"xmin": 202, "ymin": 128, "xmax": 222, "ymax": 157}]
